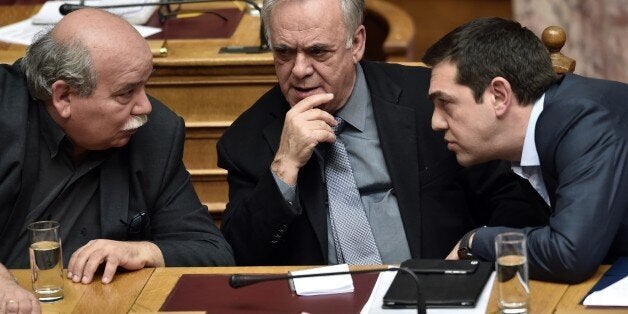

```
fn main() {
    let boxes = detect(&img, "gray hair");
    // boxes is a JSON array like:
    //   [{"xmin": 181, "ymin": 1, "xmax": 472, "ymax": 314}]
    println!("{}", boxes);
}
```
[
  {"xmin": 21, "ymin": 29, "xmax": 96, "ymax": 102},
  {"xmin": 261, "ymin": 0, "xmax": 365, "ymax": 48}
]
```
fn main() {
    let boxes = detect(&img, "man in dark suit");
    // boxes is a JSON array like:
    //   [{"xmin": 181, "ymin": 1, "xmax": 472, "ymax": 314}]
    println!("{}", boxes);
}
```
[
  {"xmin": 0, "ymin": 8, "xmax": 233, "ymax": 312},
  {"xmin": 423, "ymin": 17, "xmax": 628, "ymax": 283},
  {"xmin": 218, "ymin": 0, "xmax": 548, "ymax": 266}
]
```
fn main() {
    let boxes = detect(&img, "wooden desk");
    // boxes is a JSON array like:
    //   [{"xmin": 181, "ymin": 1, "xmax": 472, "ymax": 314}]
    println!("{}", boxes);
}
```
[
  {"xmin": 9, "ymin": 267, "xmax": 153, "ymax": 313},
  {"xmin": 8, "ymin": 265, "xmax": 621, "ymax": 313}
]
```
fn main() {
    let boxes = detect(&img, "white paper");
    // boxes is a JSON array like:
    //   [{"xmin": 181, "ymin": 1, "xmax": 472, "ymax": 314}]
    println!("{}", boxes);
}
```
[
  {"xmin": 32, "ymin": 0, "xmax": 160, "ymax": 25},
  {"xmin": 361, "ymin": 270, "xmax": 496, "ymax": 314},
  {"xmin": 0, "ymin": 18, "xmax": 161, "ymax": 46},
  {"xmin": 31, "ymin": 1, "xmax": 99, "ymax": 25},
  {"xmin": 583, "ymin": 275, "xmax": 628, "ymax": 306},
  {"xmin": 290, "ymin": 264, "xmax": 354, "ymax": 296},
  {"xmin": 0, "ymin": 18, "xmax": 50, "ymax": 45}
]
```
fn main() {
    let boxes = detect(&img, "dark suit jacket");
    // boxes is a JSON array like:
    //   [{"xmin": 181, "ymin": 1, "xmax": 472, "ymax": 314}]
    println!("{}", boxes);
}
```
[
  {"xmin": 0, "ymin": 62, "xmax": 234, "ymax": 268},
  {"xmin": 473, "ymin": 74, "xmax": 628, "ymax": 283},
  {"xmin": 218, "ymin": 61, "xmax": 549, "ymax": 265}
]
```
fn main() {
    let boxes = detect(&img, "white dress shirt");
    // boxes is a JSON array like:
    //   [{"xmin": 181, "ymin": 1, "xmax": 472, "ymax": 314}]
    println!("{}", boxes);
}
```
[{"xmin": 511, "ymin": 94, "xmax": 551, "ymax": 206}]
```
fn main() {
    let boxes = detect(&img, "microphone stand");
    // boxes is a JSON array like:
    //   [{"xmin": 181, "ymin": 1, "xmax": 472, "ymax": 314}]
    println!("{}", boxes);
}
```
[
  {"xmin": 230, "ymin": 267, "xmax": 427, "ymax": 314},
  {"xmin": 59, "ymin": 0, "xmax": 269, "ymax": 53}
]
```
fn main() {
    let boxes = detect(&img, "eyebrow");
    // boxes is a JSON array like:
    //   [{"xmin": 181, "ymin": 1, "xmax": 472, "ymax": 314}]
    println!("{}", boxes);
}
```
[
  {"xmin": 272, "ymin": 43, "xmax": 334, "ymax": 52},
  {"xmin": 428, "ymin": 90, "xmax": 445, "ymax": 102},
  {"xmin": 114, "ymin": 68, "xmax": 153, "ymax": 94},
  {"xmin": 114, "ymin": 81, "xmax": 143, "ymax": 94}
]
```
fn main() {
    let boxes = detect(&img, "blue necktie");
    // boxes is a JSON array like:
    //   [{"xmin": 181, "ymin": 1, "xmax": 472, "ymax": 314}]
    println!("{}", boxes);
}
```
[{"xmin": 325, "ymin": 117, "xmax": 382, "ymax": 264}]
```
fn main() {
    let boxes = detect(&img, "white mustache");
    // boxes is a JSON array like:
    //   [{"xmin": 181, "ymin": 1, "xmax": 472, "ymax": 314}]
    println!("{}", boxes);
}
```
[{"xmin": 122, "ymin": 115, "xmax": 148, "ymax": 131}]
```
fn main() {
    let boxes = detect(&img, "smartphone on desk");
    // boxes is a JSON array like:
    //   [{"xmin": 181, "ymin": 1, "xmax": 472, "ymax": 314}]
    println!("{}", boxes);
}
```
[{"xmin": 403, "ymin": 259, "xmax": 479, "ymax": 274}]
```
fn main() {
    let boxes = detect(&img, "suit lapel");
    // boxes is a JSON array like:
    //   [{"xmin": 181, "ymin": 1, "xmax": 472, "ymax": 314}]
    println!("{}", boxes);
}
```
[
  {"xmin": 364, "ymin": 63, "xmax": 423, "ymax": 257},
  {"xmin": 538, "ymin": 79, "xmax": 562, "ymax": 209}
]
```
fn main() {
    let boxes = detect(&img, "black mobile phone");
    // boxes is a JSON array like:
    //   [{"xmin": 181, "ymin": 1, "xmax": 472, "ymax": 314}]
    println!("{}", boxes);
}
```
[{"xmin": 403, "ymin": 259, "xmax": 479, "ymax": 274}]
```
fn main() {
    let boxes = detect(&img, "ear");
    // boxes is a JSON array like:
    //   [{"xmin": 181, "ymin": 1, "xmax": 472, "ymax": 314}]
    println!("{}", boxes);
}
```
[
  {"xmin": 487, "ymin": 77, "xmax": 513, "ymax": 119},
  {"xmin": 50, "ymin": 80, "xmax": 72, "ymax": 119},
  {"xmin": 351, "ymin": 25, "xmax": 366, "ymax": 63}
]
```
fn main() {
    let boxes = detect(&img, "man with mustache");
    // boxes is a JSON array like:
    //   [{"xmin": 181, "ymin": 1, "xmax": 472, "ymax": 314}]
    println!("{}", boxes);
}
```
[
  {"xmin": 217, "ymin": 0, "xmax": 549, "ymax": 266},
  {"xmin": 0, "ymin": 8, "xmax": 233, "ymax": 313}
]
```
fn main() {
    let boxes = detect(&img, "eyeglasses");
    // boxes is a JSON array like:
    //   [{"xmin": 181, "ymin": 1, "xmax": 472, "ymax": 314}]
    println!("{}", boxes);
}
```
[
  {"xmin": 153, "ymin": 4, "xmax": 229, "ymax": 57},
  {"xmin": 120, "ymin": 211, "xmax": 149, "ymax": 236}
]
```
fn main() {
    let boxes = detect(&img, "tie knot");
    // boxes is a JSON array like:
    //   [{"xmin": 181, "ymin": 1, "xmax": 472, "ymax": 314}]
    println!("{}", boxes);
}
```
[{"xmin": 333, "ymin": 116, "xmax": 345, "ymax": 134}]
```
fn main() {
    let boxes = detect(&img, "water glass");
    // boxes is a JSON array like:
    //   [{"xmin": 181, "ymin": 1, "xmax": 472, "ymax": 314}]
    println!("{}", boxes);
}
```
[
  {"xmin": 28, "ymin": 221, "xmax": 64, "ymax": 302},
  {"xmin": 495, "ymin": 232, "xmax": 529, "ymax": 313}
]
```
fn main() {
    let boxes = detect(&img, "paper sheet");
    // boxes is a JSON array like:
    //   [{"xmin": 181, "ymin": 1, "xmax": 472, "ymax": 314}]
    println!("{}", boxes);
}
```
[
  {"xmin": 361, "ymin": 270, "xmax": 496, "ymax": 314},
  {"xmin": 289, "ymin": 264, "xmax": 354, "ymax": 296},
  {"xmin": 583, "ymin": 275, "xmax": 628, "ymax": 306},
  {"xmin": 32, "ymin": 0, "xmax": 160, "ymax": 25},
  {"xmin": 0, "ymin": 18, "xmax": 161, "ymax": 46}
]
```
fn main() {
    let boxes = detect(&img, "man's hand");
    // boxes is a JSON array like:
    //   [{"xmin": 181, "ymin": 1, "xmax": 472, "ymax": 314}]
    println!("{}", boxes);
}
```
[
  {"xmin": 446, "ymin": 232, "xmax": 475, "ymax": 260},
  {"xmin": 0, "ymin": 265, "xmax": 41, "ymax": 314},
  {"xmin": 67, "ymin": 240, "xmax": 164, "ymax": 284},
  {"xmin": 446, "ymin": 241, "xmax": 461, "ymax": 260},
  {"xmin": 272, "ymin": 93, "xmax": 337, "ymax": 185}
]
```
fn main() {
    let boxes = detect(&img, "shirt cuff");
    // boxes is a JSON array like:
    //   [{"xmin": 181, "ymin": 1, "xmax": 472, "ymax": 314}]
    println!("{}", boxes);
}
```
[{"xmin": 271, "ymin": 169, "xmax": 297, "ymax": 206}]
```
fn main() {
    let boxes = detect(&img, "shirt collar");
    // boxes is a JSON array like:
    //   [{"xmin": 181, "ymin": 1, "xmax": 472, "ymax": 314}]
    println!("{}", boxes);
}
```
[
  {"xmin": 335, "ymin": 63, "xmax": 368, "ymax": 133},
  {"xmin": 518, "ymin": 93, "xmax": 546, "ymax": 167}
]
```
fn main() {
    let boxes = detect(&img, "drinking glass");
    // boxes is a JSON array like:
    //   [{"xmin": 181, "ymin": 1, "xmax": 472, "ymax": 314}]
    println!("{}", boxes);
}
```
[
  {"xmin": 495, "ymin": 232, "xmax": 529, "ymax": 313},
  {"xmin": 28, "ymin": 221, "xmax": 64, "ymax": 302}
]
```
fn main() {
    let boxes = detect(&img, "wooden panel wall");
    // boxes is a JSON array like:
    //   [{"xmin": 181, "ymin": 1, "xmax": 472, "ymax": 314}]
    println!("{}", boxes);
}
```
[{"xmin": 379, "ymin": 0, "xmax": 512, "ymax": 60}]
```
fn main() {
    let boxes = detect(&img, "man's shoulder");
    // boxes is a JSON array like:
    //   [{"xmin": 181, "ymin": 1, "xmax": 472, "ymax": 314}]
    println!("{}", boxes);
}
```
[
  {"xmin": 361, "ymin": 60, "xmax": 431, "ymax": 80},
  {"xmin": 551, "ymin": 74, "xmax": 628, "ymax": 103}
]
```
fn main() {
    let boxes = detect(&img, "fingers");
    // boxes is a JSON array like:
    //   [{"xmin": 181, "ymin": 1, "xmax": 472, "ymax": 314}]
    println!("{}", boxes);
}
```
[
  {"xmin": 101, "ymin": 260, "xmax": 120, "ymax": 284},
  {"xmin": 67, "ymin": 240, "xmax": 91, "ymax": 283},
  {"xmin": 291, "ymin": 93, "xmax": 334, "ymax": 113},
  {"xmin": 68, "ymin": 240, "xmax": 106, "ymax": 284},
  {"xmin": 67, "ymin": 240, "xmax": 154, "ymax": 285},
  {"xmin": 445, "ymin": 242, "xmax": 461, "ymax": 260},
  {"xmin": 0, "ymin": 292, "xmax": 40, "ymax": 314},
  {"xmin": 5, "ymin": 299, "xmax": 18, "ymax": 314}
]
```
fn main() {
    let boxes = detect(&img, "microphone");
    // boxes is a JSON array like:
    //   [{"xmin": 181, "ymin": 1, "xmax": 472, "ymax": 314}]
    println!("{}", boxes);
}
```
[
  {"xmin": 230, "ymin": 267, "xmax": 426, "ymax": 314},
  {"xmin": 59, "ymin": 0, "xmax": 269, "ymax": 53}
]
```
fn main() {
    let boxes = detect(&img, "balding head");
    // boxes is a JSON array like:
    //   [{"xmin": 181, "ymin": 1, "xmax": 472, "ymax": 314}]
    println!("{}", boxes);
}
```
[
  {"xmin": 22, "ymin": 8, "xmax": 151, "ymax": 101},
  {"xmin": 54, "ymin": 8, "xmax": 149, "ymax": 61}
]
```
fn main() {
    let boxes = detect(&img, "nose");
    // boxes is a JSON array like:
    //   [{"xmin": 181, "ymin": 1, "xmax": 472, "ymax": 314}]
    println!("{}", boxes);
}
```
[
  {"xmin": 132, "ymin": 87, "xmax": 152, "ymax": 116},
  {"xmin": 431, "ymin": 105, "xmax": 448, "ymax": 131},
  {"xmin": 291, "ymin": 52, "xmax": 313, "ymax": 79}
]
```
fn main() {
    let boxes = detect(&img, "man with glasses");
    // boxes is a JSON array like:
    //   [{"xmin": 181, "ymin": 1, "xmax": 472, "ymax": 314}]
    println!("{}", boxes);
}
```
[
  {"xmin": 217, "ymin": 0, "xmax": 549, "ymax": 266},
  {"xmin": 0, "ymin": 9, "xmax": 234, "ymax": 312}
]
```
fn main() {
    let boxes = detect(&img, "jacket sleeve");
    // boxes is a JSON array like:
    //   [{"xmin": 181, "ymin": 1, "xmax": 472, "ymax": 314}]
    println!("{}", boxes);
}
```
[{"xmin": 217, "ymin": 136, "xmax": 304, "ymax": 265}]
